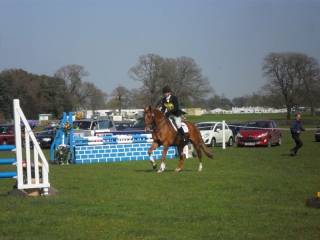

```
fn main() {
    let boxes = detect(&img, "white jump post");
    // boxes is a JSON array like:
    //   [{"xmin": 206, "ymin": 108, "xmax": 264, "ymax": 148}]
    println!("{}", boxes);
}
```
[
  {"xmin": 13, "ymin": 99, "xmax": 50, "ymax": 195},
  {"xmin": 222, "ymin": 120, "xmax": 226, "ymax": 149}
]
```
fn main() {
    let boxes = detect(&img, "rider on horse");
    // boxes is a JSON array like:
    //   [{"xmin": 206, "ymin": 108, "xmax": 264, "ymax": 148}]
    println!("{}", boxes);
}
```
[{"xmin": 158, "ymin": 86, "xmax": 188, "ymax": 145}]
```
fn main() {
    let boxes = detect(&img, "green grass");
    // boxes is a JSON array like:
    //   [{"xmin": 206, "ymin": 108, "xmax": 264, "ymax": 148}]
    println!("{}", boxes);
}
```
[{"xmin": 0, "ymin": 130, "xmax": 320, "ymax": 239}]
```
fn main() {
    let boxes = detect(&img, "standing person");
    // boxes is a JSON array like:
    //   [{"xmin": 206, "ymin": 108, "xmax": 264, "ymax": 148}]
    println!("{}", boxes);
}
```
[
  {"xmin": 290, "ymin": 113, "xmax": 305, "ymax": 156},
  {"xmin": 158, "ymin": 86, "xmax": 187, "ymax": 145}
]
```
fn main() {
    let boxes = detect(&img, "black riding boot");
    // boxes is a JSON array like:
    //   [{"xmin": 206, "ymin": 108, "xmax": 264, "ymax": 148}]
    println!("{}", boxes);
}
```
[{"xmin": 178, "ymin": 127, "xmax": 188, "ymax": 145}]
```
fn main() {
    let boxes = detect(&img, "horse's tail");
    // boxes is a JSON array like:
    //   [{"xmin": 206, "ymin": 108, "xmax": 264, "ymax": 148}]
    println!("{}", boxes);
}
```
[
  {"xmin": 200, "ymin": 142, "xmax": 213, "ymax": 159},
  {"xmin": 189, "ymin": 122, "xmax": 214, "ymax": 159}
]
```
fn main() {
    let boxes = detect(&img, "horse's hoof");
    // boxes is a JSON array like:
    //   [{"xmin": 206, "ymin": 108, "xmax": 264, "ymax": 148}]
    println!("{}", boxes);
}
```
[
  {"xmin": 157, "ymin": 163, "xmax": 165, "ymax": 173},
  {"xmin": 175, "ymin": 168, "xmax": 182, "ymax": 172},
  {"xmin": 149, "ymin": 160, "xmax": 157, "ymax": 170},
  {"xmin": 198, "ymin": 163, "xmax": 203, "ymax": 172}
]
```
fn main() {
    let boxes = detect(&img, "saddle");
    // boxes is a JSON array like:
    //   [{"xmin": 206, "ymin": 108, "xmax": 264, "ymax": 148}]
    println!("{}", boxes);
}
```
[{"xmin": 168, "ymin": 118, "xmax": 189, "ymax": 133}]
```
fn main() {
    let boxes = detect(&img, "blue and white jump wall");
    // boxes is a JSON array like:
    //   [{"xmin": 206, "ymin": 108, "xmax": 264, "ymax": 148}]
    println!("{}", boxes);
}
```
[{"xmin": 50, "ymin": 113, "xmax": 179, "ymax": 164}]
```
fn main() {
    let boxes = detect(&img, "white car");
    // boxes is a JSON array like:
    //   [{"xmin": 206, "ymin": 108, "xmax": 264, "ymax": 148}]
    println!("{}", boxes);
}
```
[{"xmin": 196, "ymin": 121, "xmax": 234, "ymax": 147}]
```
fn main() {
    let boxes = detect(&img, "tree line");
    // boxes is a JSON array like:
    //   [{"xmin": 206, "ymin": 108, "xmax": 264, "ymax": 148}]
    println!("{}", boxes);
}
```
[
  {"xmin": 0, "ymin": 66, "xmax": 106, "ymax": 120},
  {"xmin": 0, "ymin": 52, "xmax": 319, "ymax": 120}
]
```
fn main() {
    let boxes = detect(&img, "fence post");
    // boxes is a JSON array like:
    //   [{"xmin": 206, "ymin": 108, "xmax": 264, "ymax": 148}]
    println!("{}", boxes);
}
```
[
  {"xmin": 13, "ymin": 99, "xmax": 24, "ymax": 189},
  {"xmin": 222, "ymin": 120, "xmax": 226, "ymax": 149}
]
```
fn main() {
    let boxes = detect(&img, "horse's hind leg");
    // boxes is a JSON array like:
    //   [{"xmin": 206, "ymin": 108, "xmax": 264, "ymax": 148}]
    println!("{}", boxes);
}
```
[
  {"xmin": 175, "ymin": 145, "xmax": 186, "ymax": 172},
  {"xmin": 193, "ymin": 143, "xmax": 203, "ymax": 172}
]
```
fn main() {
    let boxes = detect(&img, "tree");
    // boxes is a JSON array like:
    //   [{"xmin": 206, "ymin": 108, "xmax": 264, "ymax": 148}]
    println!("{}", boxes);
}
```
[
  {"xmin": 38, "ymin": 75, "xmax": 73, "ymax": 116},
  {"xmin": 55, "ymin": 65, "xmax": 106, "ymax": 110},
  {"xmin": 110, "ymin": 85, "xmax": 131, "ymax": 113},
  {"xmin": 262, "ymin": 52, "xmax": 320, "ymax": 119},
  {"xmin": 126, "ymin": 88, "xmax": 147, "ymax": 108},
  {"xmin": 208, "ymin": 94, "xmax": 233, "ymax": 109},
  {"xmin": 0, "ymin": 69, "xmax": 73, "ymax": 119},
  {"xmin": 128, "ymin": 54, "xmax": 164, "ymax": 106},
  {"xmin": 82, "ymin": 83, "xmax": 107, "ymax": 110},
  {"xmin": 292, "ymin": 54, "xmax": 320, "ymax": 115},
  {"xmin": 0, "ymin": 75, "xmax": 12, "ymax": 120},
  {"xmin": 54, "ymin": 64, "xmax": 88, "ymax": 94},
  {"xmin": 55, "ymin": 65, "xmax": 88, "ymax": 109},
  {"xmin": 162, "ymin": 57, "xmax": 213, "ymax": 107},
  {"xmin": 129, "ymin": 54, "xmax": 213, "ymax": 107}
]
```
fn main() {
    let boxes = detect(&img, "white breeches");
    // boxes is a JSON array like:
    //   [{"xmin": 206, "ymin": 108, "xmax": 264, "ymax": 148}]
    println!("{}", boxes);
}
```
[{"xmin": 172, "ymin": 116, "xmax": 182, "ymax": 129}]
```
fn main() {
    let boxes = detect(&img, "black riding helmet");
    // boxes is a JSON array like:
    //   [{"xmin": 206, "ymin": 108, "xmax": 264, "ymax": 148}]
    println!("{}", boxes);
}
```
[{"xmin": 162, "ymin": 86, "xmax": 172, "ymax": 94}]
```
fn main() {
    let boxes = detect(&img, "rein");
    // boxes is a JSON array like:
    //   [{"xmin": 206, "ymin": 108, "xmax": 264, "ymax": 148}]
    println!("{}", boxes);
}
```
[{"xmin": 151, "ymin": 110, "xmax": 176, "ymax": 135}]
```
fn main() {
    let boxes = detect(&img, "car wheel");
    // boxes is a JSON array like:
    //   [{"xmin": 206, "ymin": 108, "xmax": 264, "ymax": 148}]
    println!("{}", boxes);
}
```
[
  {"xmin": 210, "ymin": 138, "xmax": 216, "ymax": 147},
  {"xmin": 228, "ymin": 137, "xmax": 234, "ymax": 146}
]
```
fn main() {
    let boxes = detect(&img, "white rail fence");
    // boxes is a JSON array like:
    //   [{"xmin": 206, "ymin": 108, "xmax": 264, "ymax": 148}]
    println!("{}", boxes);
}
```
[{"xmin": 14, "ymin": 99, "xmax": 50, "ymax": 195}]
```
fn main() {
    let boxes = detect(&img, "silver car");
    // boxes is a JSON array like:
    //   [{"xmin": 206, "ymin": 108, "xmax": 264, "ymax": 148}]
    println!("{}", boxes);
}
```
[{"xmin": 73, "ymin": 118, "xmax": 116, "ymax": 137}]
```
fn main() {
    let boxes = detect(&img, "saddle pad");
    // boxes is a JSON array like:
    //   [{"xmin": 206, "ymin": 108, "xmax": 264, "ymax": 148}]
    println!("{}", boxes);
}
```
[{"xmin": 168, "ymin": 119, "xmax": 189, "ymax": 133}]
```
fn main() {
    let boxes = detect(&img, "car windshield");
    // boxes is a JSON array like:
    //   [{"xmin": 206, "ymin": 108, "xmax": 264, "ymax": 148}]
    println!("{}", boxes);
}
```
[
  {"xmin": 98, "ymin": 120, "xmax": 112, "ymax": 129},
  {"xmin": 73, "ymin": 121, "xmax": 91, "ymax": 130},
  {"xmin": 196, "ymin": 123, "xmax": 214, "ymax": 130},
  {"xmin": 0, "ymin": 126, "xmax": 13, "ymax": 133},
  {"xmin": 0, "ymin": 126, "xmax": 8, "ymax": 133},
  {"xmin": 244, "ymin": 121, "xmax": 271, "ymax": 129},
  {"xmin": 228, "ymin": 123, "xmax": 246, "ymax": 128},
  {"xmin": 38, "ymin": 129, "xmax": 55, "ymax": 136}
]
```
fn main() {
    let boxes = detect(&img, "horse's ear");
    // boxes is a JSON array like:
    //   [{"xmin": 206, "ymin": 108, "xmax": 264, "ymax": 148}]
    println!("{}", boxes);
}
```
[{"xmin": 143, "ymin": 105, "xmax": 152, "ymax": 112}]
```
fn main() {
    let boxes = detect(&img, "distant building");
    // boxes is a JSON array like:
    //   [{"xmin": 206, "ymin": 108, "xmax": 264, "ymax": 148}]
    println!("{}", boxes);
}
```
[
  {"xmin": 209, "ymin": 108, "xmax": 232, "ymax": 114},
  {"xmin": 184, "ymin": 108, "xmax": 204, "ymax": 116},
  {"xmin": 231, "ymin": 107, "xmax": 287, "ymax": 114},
  {"xmin": 80, "ymin": 109, "xmax": 144, "ymax": 121}
]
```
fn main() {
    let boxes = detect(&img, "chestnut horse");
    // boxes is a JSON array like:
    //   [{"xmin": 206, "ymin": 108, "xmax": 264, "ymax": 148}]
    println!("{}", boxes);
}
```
[{"xmin": 144, "ymin": 106, "xmax": 213, "ymax": 173}]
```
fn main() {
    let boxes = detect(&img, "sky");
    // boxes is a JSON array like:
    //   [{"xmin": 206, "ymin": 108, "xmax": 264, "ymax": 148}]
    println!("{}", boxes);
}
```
[{"xmin": 0, "ymin": 0, "xmax": 320, "ymax": 99}]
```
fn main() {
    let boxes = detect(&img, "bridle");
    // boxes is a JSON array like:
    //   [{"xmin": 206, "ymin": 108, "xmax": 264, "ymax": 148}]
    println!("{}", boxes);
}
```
[
  {"xmin": 144, "ymin": 110, "xmax": 155, "ymax": 132},
  {"xmin": 144, "ymin": 108, "xmax": 172, "ymax": 133}
]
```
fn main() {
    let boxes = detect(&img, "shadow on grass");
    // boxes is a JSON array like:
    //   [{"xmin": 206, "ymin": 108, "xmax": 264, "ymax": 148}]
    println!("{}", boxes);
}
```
[
  {"xmin": 0, "ymin": 193, "xmax": 10, "ymax": 197},
  {"xmin": 135, "ymin": 169, "xmax": 193, "ymax": 173},
  {"xmin": 280, "ymin": 153, "xmax": 293, "ymax": 157}
]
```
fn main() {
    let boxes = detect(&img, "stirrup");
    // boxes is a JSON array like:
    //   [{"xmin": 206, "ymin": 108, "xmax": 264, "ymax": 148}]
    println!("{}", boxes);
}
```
[{"xmin": 181, "ymin": 136, "xmax": 188, "ymax": 145}]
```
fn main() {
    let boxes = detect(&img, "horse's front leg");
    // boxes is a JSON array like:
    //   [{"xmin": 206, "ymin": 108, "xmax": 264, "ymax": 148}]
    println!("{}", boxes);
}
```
[
  {"xmin": 148, "ymin": 142, "xmax": 159, "ymax": 170},
  {"xmin": 158, "ymin": 146, "xmax": 169, "ymax": 173},
  {"xmin": 175, "ymin": 144, "xmax": 186, "ymax": 172}
]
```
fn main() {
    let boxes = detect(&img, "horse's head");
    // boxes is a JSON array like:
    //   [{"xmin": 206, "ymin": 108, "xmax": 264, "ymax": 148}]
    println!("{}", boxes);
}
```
[{"xmin": 144, "ymin": 106, "xmax": 155, "ymax": 132}]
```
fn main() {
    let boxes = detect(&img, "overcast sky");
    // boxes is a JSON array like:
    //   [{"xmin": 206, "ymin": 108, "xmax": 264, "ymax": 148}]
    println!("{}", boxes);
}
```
[{"xmin": 1, "ymin": 0, "xmax": 319, "ymax": 98}]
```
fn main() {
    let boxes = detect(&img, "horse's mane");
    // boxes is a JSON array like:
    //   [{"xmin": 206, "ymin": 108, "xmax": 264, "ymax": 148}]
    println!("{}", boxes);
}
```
[{"xmin": 152, "ymin": 107, "xmax": 165, "ymax": 118}]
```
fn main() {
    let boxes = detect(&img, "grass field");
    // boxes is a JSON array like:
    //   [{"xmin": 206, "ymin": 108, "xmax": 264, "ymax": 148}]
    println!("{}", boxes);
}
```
[{"xmin": 0, "ymin": 115, "xmax": 320, "ymax": 239}]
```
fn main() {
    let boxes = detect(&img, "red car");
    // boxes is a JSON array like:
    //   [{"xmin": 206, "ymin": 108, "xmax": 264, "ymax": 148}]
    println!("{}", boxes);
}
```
[
  {"xmin": 236, "ymin": 120, "xmax": 281, "ymax": 147},
  {"xmin": 0, "ymin": 124, "xmax": 15, "ymax": 145}
]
